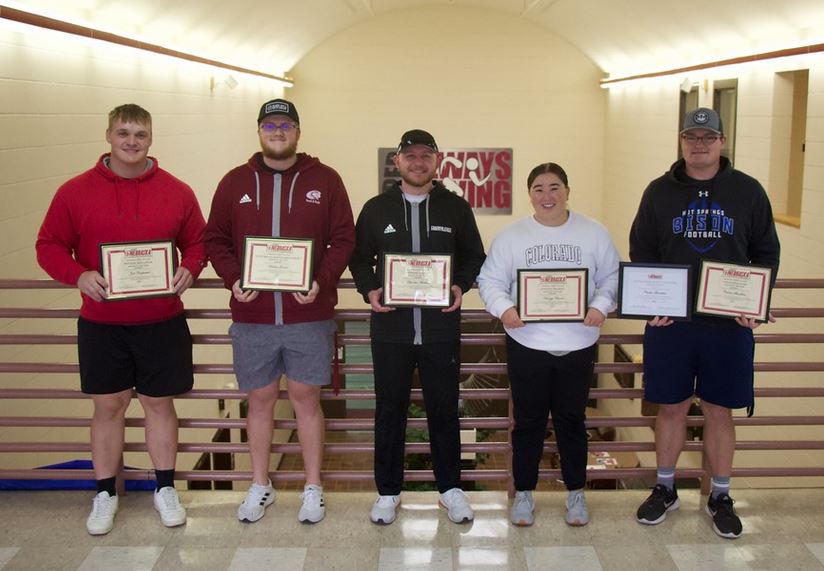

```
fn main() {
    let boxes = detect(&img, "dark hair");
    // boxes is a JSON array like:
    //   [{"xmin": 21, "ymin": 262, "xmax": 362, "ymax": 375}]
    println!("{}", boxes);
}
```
[
  {"xmin": 527, "ymin": 162, "xmax": 568, "ymax": 189},
  {"xmin": 107, "ymin": 104, "xmax": 152, "ymax": 131}
]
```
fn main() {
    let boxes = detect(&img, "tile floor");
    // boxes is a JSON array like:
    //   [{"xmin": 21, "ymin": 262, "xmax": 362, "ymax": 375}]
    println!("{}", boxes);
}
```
[{"xmin": 1, "ymin": 489, "xmax": 823, "ymax": 570}]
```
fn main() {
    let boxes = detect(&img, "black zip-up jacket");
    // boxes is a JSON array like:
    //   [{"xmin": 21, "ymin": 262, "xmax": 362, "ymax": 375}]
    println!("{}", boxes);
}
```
[
  {"xmin": 629, "ymin": 156, "xmax": 780, "ymax": 325},
  {"xmin": 349, "ymin": 181, "xmax": 486, "ymax": 343}
]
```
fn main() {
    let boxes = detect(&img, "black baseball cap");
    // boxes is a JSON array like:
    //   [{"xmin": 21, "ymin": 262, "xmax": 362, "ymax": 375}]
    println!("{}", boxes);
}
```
[
  {"xmin": 397, "ymin": 129, "xmax": 438, "ymax": 153},
  {"xmin": 257, "ymin": 98, "xmax": 300, "ymax": 125}
]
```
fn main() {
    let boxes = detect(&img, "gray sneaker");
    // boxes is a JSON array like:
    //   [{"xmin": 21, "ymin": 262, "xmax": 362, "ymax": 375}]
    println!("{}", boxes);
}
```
[
  {"xmin": 510, "ymin": 490, "xmax": 535, "ymax": 526},
  {"xmin": 370, "ymin": 494, "xmax": 400, "ymax": 525},
  {"xmin": 565, "ymin": 491, "xmax": 589, "ymax": 526}
]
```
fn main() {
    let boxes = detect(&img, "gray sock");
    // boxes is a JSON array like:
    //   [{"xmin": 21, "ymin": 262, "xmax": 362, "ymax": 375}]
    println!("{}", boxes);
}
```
[
  {"xmin": 656, "ymin": 467, "xmax": 676, "ymax": 490},
  {"xmin": 710, "ymin": 476, "xmax": 731, "ymax": 499}
]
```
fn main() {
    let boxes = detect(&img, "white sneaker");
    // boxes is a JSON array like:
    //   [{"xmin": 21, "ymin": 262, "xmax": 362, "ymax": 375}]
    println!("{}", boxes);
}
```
[
  {"xmin": 370, "ymin": 494, "xmax": 400, "ymax": 525},
  {"xmin": 154, "ymin": 486, "xmax": 187, "ymax": 527},
  {"xmin": 438, "ymin": 488, "xmax": 474, "ymax": 524},
  {"xmin": 298, "ymin": 484, "xmax": 325, "ymax": 524},
  {"xmin": 86, "ymin": 492, "xmax": 118, "ymax": 535},
  {"xmin": 237, "ymin": 481, "xmax": 275, "ymax": 523}
]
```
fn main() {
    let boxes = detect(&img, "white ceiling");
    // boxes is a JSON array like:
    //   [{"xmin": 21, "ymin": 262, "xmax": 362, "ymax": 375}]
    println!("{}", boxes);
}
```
[{"xmin": 7, "ymin": 0, "xmax": 824, "ymax": 79}]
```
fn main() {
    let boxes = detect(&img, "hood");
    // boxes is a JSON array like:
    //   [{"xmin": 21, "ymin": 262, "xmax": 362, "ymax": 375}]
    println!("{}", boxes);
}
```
[
  {"xmin": 93, "ymin": 153, "xmax": 159, "ymax": 183},
  {"xmin": 242, "ymin": 152, "xmax": 322, "ymax": 215},
  {"xmin": 384, "ymin": 179, "xmax": 453, "ymax": 236},
  {"xmin": 384, "ymin": 179, "xmax": 452, "ymax": 200},
  {"xmin": 246, "ymin": 152, "xmax": 320, "ymax": 176},
  {"xmin": 93, "ymin": 153, "xmax": 159, "ymax": 219},
  {"xmin": 666, "ymin": 155, "xmax": 733, "ymax": 186}
]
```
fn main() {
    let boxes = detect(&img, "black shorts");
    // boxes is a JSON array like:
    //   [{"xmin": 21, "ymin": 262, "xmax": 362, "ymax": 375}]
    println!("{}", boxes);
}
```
[{"xmin": 77, "ymin": 314, "xmax": 194, "ymax": 397}]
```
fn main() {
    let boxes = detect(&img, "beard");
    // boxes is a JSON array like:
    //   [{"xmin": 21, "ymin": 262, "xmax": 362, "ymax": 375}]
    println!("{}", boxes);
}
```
[
  {"xmin": 399, "ymin": 169, "xmax": 436, "ymax": 188},
  {"xmin": 260, "ymin": 139, "xmax": 298, "ymax": 161}
]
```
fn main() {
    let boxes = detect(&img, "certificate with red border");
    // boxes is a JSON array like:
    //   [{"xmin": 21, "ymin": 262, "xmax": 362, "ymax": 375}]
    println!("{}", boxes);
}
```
[
  {"xmin": 517, "ymin": 268, "xmax": 588, "ymax": 322},
  {"xmin": 382, "ymin": 253, "xmax": 452, "ymax": 307},
  {"xmin": 695, "ymin": 260, "xmax": 773, "ymax": 322},
  {"xmin": 99, "ymin": 240, "xmax": 176, "ymax": 301},
  {"xmin": 240, "ymin": 236, "xmax": 314, "ymax": 293}
]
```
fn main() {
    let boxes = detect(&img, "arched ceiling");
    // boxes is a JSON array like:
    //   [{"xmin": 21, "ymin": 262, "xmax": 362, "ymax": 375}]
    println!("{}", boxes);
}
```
[{"xmin": 7, "ymin": 0, "xmax": 824, "ymax": 79}]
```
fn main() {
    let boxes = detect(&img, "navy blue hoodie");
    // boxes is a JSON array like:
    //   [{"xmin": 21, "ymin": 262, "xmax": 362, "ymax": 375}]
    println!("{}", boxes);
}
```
[{"xmin": 629, "ymin": 156, "xmax": 780, "ymax": 324}]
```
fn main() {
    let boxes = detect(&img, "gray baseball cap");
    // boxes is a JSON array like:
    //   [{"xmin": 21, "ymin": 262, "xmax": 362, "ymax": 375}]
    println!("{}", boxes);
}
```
[{"xmin": 681, "ymin": 107, "xmax": 723, "ymax": 134}]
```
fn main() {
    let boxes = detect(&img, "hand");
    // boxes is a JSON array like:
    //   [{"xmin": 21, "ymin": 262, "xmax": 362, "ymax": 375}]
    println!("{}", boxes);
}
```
[
  {"xmin": 172, "ymin": 267, "xmax": 194, "ymax": 295},
  {"xmin": 583, "ymin": 307, "xmax": 606, "ymax": 327},
  {"xmin": 77, "ymin": 271, "xmax": 108, "ymax": 302},
  {"xmin": 293, "ymin": 280, "xmax": 319, "ymax": 304},
  {"xmin": 500, "ymin": 307, "xmax": 525, "ymax": 329},
  {"xmin": 367, "ymin": 288, "xmax": 395, "ymax": 313},
  {"xmin": 647, "ymin": 315, "xmax": 674, "ymax": 327},
  {"xmin": 442, "ymin": 285, "xmax": 463, "ymax": 313},
  {"xmin": 736, "ymin": 312, "xmax": 775, "ymax": 329},
  {"xmin": 231, "ymin": 279, "xmax": 259, "ymax": 303}
]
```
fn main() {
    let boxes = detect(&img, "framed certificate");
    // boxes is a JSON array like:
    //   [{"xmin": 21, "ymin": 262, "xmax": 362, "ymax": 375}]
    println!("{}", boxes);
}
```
[
  {"xmin": 382, "ymin": 253, "xmax": 452, "ymax": 307},
  {"xmin": 240, "ymin": 236, "xmax": 314, "ymax": 293},
  {"xmin": 617, "ymin": 262, "xmax": 692, "ymax": 320},
  {"xmin": 516, "ymin": 268, "xmax": 588, "ymax": 322},
  {"xmin": 99, "ymin": 240, "xmax": 176, "ymax": 301},
  {"xmin": 695, "ymin": 260, "xmax": 773, "ymax": 322}
]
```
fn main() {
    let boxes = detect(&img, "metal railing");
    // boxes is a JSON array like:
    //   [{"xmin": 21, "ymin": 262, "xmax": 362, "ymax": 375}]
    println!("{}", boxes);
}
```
[{"xmin": 1, "ymin": 277, "xmax": 823, "ymax": 488}]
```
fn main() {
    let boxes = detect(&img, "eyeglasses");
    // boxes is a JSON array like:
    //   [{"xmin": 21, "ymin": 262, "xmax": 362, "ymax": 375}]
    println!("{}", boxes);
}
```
[
  {"xmin": 681, "ymin": 134, "xmax": 720, "ymax": 145},
  {"xmin": 260, "ymin": 122, "xmax": 298, "ymax": 132}
]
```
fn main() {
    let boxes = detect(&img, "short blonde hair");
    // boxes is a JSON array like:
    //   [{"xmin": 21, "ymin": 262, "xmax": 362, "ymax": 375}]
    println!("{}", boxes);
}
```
[{"xmin": 107, "ymin": 104, "xmax": 152, "ymax": 131}]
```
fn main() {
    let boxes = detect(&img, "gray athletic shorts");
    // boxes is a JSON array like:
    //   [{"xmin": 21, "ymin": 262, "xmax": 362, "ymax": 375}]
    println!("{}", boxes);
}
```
[{"xmin": 229, "ymin": 320, "xmax": 336, "ymax": 391}]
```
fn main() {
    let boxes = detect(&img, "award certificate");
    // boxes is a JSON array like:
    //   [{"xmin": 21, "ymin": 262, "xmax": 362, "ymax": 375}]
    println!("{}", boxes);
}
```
[
  {"xmin": 617, "ymin": 263, "xmax": 692, "ymax": 320},
  {"xmin": 99, "ymin": 240, "xmax": 176, "ymax": 301},
  {"xmin": 517, "ymin": 268, "xmax": 588, "ymax": 322},
  {"xmin": 383, "ymin": 253, "xmax": 452, "ymax": 307},
  {"xmin": 695, "ymin": 260, "xmax": 773, "ymax": 321},
  {"xmin": 241, "ymin": 236, "xmax": 314, "ymax": 293}
]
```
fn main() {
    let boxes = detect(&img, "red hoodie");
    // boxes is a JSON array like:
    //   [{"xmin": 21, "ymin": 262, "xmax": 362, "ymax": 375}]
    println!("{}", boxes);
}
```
[
  {"xmin": 36, "ymin": 154, "xmax": 207, "ymax": 324},
  {"xmin": 204, "ymin": 152, "xmax": 355, "ymax": 325}
]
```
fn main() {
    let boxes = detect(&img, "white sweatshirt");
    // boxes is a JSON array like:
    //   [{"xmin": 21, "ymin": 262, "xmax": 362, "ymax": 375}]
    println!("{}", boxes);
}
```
[{"xmin": 478, "ymin": 211, "xmax": 620, "ymax": 352}]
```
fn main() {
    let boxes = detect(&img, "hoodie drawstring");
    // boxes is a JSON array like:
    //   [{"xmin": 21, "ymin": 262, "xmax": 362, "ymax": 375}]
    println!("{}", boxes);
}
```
[
  {"xmin": 424, "ymin": 194, "xmax": 431, "ymax": 237},
  {"xmin": 254, "ymin": 172, "xmax": 261, "ymax": 211},
  {"xmin": 287, "ymin": 171, "xmax": 300, "ymax": 214}
]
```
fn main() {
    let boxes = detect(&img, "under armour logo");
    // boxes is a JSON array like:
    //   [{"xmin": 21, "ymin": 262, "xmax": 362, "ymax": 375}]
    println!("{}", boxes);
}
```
[{"xmin": 698, "ymin": 190, "xmax": 709, "ymax": 197}]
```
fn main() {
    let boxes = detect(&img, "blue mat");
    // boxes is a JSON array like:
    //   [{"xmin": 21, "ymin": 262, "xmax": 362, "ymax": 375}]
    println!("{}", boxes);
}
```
[{"xmin": 0, "ymin": 460, "xmax": 156, "ymax": 491}]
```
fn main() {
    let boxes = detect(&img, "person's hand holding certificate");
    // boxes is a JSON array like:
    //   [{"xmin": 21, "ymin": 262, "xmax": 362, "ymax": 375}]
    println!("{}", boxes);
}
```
[
  {"xmin": 617, "ymin": 263, "xmax": 692, "ymax": 320},
  {"xmin": 517, "ymin": 268, "xmax": 588, "ymax": 322},
  {"xmin": 99, "ymin": 240, "xmax": 176, "ymax": 301},
  {"xmin": 382, "ymin": 253, "xmax": 452, "ymax": 307},
  {"xmin": 695, "ymin": 260, "xmax": 773, "ymax": 322},
  {"xmin": 240, "ymin": 236, "xmax": 314, "ymax": 293}
]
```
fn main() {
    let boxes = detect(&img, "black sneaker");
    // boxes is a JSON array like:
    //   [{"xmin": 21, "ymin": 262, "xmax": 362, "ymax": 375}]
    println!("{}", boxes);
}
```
[
  {"xmin": 636, "ymin": 484, "xmax": 680, "ymax": 525},
  {"xmin": 705, "ymin": 493, "xmax": 742, "ymax": 539}
]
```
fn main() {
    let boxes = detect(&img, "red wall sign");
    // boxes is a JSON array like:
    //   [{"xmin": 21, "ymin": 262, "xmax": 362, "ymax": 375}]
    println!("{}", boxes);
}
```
[{"xmin": 379, "ymin": 148, "xmax": 513, "ymax": 215}]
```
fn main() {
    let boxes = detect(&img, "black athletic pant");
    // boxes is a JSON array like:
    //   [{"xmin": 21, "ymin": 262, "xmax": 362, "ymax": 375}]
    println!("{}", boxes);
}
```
[
  {"xmin": 371, "ymin": 340, "xmax": 462, "ymax": 495},
  {"xmin": 506, "ymin": 335, "xmax": 596, "ymax": 491}
]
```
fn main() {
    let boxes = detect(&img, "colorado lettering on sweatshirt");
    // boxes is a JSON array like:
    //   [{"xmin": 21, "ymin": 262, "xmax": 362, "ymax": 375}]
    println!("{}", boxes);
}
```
[{"xmin": 524, "ymin": 243, "xmax": 583, "ymax": 266}]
